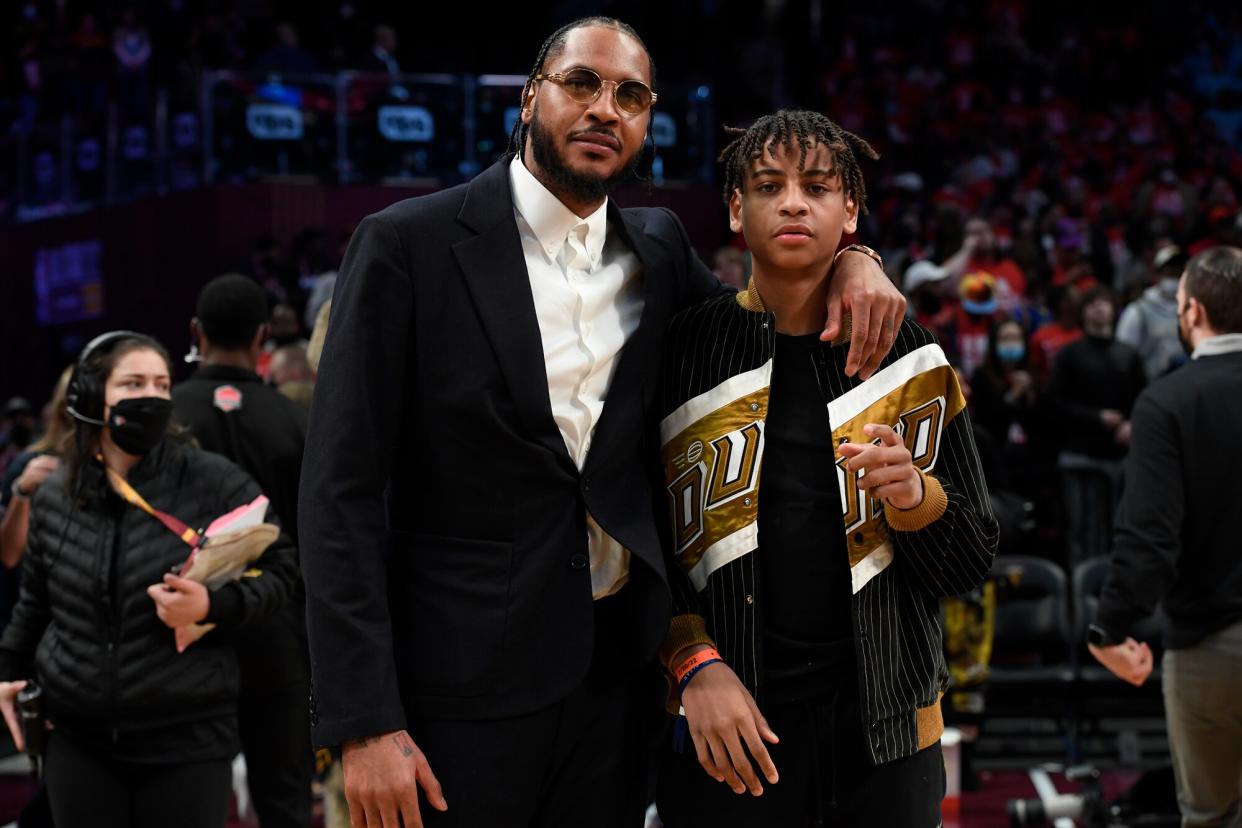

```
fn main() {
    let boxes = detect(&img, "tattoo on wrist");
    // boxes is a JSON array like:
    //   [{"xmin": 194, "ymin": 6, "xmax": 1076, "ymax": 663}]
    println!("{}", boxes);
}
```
[{"xmin": 393, "ymin": 733, "xmax": 415, "ymax": 759}]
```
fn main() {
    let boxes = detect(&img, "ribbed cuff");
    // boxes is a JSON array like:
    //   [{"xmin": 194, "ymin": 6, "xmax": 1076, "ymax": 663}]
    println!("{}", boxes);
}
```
[
  {"xmin": 884, "ymin": 470, "xmax": 948, "ymax": 532},
  {"xmin": 658, "ymin": 614, "xmax": 715, "ymax": 672}
]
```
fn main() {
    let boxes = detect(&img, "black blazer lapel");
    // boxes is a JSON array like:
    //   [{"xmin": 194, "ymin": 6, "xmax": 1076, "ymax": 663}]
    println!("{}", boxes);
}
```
[
  {"xmin": 452, "ymin": 160, "xmax": 575, "ymax": 473},
  {"xmin": 584, "ymin": 205, "xmax": 669, "ymax": 472}
]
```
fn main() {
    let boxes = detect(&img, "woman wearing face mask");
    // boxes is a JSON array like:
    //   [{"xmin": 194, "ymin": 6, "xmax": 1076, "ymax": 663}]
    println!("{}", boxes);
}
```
[
  {"xmin": 970, "ymin": 319, "xmax": 1039, "ymax": 456},
  {"xmin": 0, "ymin": 332, "xmax": 297, "ymax": 828}
]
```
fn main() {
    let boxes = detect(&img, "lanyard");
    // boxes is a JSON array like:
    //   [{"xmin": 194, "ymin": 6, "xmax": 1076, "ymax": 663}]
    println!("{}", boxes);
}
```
[{"xmin": 103, "ymin": 463, "xmax": 201, "ymax": 548}]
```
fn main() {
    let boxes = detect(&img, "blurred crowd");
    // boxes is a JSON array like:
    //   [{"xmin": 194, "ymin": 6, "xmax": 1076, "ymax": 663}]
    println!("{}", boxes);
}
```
[
  {"xmin": 3, "ymin": 0, "xmax": 1242, "ymax": 559},
  {"xmin": 3, "ymin": 0, "xmax": 416, "ymax": 130}
]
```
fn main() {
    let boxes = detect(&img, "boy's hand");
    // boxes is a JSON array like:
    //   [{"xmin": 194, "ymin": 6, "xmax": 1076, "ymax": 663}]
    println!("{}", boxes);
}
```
[
  {"xmin": 839, "ymin": 424, "xmax": 924, "ymax": 510},
  {"xmin": 681, "ymin": 663, "xmax": 780, "ymax": 796}
]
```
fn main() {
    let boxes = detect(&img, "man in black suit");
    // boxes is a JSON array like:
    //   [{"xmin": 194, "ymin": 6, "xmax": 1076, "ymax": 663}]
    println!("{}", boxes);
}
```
[{"xmin": 299, "ymin": 16, "xmax": 905, "ymax": 828}]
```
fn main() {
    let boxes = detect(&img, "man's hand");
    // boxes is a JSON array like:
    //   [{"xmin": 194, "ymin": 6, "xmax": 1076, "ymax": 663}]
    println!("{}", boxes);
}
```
[
  {"xmin": 1088, "ymin": 637, "xmax": 1153, "ymax": 687},
  {"xmin": 343, "ymin": 730, "xmax": 447, "ymax": 827},
  {"xmin": 680, "ymin": 662, "xmax": 779, "ymax": 797},
  {"xmin": 146, "ymin": 574, "xmax": 209, "ymax": 628},
  {"xmin": 824, "ymin": 250, "xmax": 906, "ymax": 380},
  {"xmin": 1114, "ymin": 420, "xmax": 1132, "ymax": 446},
  {"xmin": 15, "ymin": 456, "xmax": 59, "ymax": 497},
  {"xmin": 0, "ymin": 680, "xmax": 27, "ymax": 750},
  {"xmin": 839, "ymin": 424, "xmax": 923, "ymax": 510}
]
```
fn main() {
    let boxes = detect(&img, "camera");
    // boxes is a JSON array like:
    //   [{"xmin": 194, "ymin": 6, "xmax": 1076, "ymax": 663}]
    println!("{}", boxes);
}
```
[
  {"xmin": 1008, "ymin": 764, "xmax": 1182, "ymax": 828},
  {"xmin": 1008, "ymin": 765, "xmax": 1107, "ymax": 827}
]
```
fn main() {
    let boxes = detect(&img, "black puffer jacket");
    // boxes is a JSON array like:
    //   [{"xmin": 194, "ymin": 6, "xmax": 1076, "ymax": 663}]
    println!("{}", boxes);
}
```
[{"xmin": 0, "ymin": 438, "xmax": 297, "ymax": 760}]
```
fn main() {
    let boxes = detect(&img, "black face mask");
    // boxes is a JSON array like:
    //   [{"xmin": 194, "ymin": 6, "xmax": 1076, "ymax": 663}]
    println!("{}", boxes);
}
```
[{"xmin": 107, "ymin": 397, "xmax": 173, "ymax": 457}]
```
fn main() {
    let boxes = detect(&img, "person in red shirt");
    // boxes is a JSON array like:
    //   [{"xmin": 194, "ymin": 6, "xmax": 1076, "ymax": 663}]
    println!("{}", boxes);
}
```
[
  {"xmin": 1029, "ymin": 285, "xmax": 1084, "ymax": 385},
  {"xmin": 1049, "ymin": 219, "xmax": 1097, "ymax": 291},
  {"xmin": 963, "ymin": 217, "xmax": 1027, "ymax": 298},
  {"xmin": 955, "ymin": 272, "xmax": 1002, "ymax": 377}
]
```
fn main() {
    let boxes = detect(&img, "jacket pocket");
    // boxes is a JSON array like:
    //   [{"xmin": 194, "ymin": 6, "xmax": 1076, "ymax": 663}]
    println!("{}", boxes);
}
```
[{"xmin": 388, "ymin": 532, "xmax": 513, "ymax": 698}]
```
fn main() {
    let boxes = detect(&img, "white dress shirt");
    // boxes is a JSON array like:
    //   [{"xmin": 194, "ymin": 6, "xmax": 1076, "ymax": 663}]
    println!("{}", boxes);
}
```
[{"xmin": 509, "ymin": 157, "xmax": 644, "ymax": 599}]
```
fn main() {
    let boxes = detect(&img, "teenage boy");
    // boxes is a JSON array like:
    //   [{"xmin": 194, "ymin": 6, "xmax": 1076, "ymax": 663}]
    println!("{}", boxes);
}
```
[{"xmin": 655, "ymin": 111, "xmax": 999, "ymax": 827}]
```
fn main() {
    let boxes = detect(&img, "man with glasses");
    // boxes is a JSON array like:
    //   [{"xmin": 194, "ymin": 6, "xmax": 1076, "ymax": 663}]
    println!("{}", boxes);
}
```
[{"xmin": 299, "ymin": 16, "xmax": 905, "ymax": 828}]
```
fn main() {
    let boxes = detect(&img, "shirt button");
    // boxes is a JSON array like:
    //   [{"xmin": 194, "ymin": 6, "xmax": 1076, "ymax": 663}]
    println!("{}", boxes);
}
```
[{"xmin": 569, "ymin": 554, "xmax": 589, "ymax": 571}]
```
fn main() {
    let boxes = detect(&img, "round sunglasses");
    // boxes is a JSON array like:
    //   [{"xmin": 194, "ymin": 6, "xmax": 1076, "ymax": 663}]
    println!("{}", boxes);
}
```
[{"xmin": 533, "ymin": 68, "xmax": 657, "ymax": 117}]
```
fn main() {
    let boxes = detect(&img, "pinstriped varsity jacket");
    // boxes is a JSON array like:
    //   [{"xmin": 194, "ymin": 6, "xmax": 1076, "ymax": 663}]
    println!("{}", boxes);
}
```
[{"xmin": 657, "ymin": 288, "xmax": 999, "ymax": 766}]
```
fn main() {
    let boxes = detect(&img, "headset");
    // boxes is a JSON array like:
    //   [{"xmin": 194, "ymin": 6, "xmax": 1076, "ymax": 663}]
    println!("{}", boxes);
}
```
[
  {"xmin": 66, "ymin": 330, "xmax": 142, "ymax": 426},
  {"xmin": 50, "ymin": 330, "xmax": 144, "ymax": 571}
]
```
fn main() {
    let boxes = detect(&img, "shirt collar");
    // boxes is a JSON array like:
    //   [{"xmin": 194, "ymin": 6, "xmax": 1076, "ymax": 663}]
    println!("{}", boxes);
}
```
[
  {"xmin": 509, "ymin": 156, "xmax": 607, "ymax": 268},
  {"xmin": 1192, "ymin": 332, "xmax": 1242, "ymax": 360}
]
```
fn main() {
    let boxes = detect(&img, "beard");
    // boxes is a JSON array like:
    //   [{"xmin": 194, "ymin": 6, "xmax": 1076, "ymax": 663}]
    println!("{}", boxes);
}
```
[
  {"xmin": 1178, "ymin": 317, "xmax": 1194, "ymax": 357},
  {"xmin": 528, "ymin": 106, "xmax": 642, "ymax": 203}
]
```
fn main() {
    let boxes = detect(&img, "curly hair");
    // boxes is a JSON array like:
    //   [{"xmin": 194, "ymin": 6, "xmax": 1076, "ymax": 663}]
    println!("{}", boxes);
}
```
[{"xmin": 717, "ymin": 109, "xmax": 879, "ymax": 213}]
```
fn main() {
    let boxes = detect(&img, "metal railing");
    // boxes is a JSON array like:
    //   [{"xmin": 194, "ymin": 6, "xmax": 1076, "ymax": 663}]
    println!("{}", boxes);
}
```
[{"xmin": 5, "ymin": 70, "xmax": 715, "ymax": 223}]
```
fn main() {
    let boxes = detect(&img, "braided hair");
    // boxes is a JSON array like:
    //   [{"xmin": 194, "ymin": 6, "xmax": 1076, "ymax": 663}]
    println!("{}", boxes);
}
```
[
  {"xmin": 507, "ymin": 16, "xmax": 658, "ymax": 183},
  {"xmin": 717, "ymin": 110, "xmax": 879, "ymax": 213}
]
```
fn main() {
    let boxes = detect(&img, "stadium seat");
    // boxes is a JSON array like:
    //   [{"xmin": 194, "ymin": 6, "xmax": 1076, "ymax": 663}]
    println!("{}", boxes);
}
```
[{"xmin": 987, "ymin": 555, "xmax": 1076, "ymax": 705}]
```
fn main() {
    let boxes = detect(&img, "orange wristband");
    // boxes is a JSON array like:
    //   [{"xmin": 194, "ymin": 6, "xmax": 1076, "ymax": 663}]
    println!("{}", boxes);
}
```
[{"xmin": 673, "ymin": 648, "xmax": 722, "ymax": 684}]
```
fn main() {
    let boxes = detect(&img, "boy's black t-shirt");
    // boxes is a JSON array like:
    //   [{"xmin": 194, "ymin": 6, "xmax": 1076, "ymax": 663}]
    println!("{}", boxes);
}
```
[{"xmin": 759, "ymin": 333, "xmax": 856, "ymax": 703}]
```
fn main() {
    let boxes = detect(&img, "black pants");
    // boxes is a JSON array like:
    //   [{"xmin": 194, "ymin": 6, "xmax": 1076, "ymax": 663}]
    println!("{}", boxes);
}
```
[
  {"xmin": 658, "ymin": 694, "xmax": 945, "ymax": 828},
  {"xmin": 17, "ymin": 782, "xmax": 53, "ymax": 828},
  {"xmin": 236, "ymin": 605, "xmax": 314, "ymax": 828},
  {"xmin": 43, "ymin": 732, "xmax": 232, "ymax": 828},
  {"xmin": 412, "ymin": 591, "xmax": 659, "ymax": 828}
]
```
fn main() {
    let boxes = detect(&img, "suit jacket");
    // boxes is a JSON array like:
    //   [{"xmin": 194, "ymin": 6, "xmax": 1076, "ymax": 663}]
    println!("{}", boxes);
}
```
[{"xmin": 299, "ymin": 157, "xmax": 722, "ymax": 746}]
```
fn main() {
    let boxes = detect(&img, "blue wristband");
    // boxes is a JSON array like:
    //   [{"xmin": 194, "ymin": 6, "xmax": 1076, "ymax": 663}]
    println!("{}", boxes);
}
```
[{"xmin": 677, "ymin": 657, "xmax": 722, "ymax": 697}]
